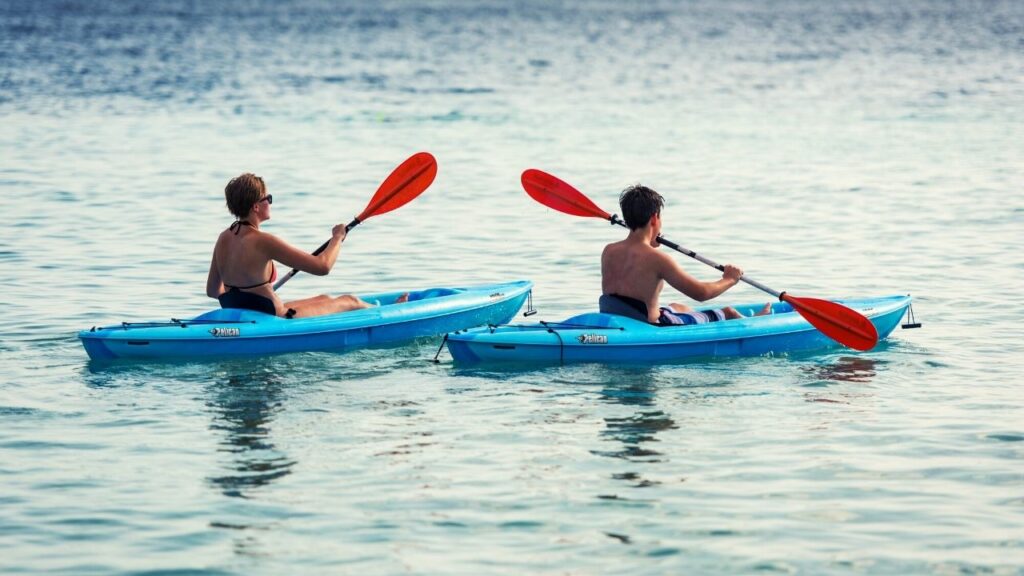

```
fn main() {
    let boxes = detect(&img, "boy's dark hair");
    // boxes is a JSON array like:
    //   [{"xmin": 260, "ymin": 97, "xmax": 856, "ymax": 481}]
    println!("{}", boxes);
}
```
[
  {"xmin": 224, "ymin": 173, "xmax": 266, "ymax": 219},
  {"xmin": 619, "ymin": 184, "xmax": 665, "ymax": 230}
]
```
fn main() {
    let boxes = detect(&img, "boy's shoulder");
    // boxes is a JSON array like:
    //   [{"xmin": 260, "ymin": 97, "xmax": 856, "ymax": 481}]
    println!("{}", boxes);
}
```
[{"xmin": 602, "ymin": 239, "xmax": 626, "ymax": 252}]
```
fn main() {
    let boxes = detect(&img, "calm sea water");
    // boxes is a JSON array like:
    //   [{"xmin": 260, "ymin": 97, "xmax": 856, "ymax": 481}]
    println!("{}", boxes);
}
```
[{"xmin": 2, "ymin": 1, "xmax": 1023, "ymax": 573}]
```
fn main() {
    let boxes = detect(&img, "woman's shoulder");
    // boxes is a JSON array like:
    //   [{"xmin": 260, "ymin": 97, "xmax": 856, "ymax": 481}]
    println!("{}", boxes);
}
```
[
  {"xmin": 214, "ymin": 227, "xmax": 233, "ymax": 245},
  {"xmin": 250, "ymin": 228, "xmax": 282, "ymax": 245}
]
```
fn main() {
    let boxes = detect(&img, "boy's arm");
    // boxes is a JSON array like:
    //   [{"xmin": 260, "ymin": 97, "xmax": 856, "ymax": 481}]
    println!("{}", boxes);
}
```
[{"xmin": 659, "ymin": 252, "xmax": 739, "ymax": 302}]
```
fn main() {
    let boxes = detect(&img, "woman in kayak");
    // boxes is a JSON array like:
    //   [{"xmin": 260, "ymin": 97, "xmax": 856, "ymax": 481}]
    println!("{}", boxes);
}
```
[
  {"xmin": 206, "ymin": 173, "xmax": 404, "ymax": 318},
  {"xmin": 600, "ymin": 184, "xmax": 771, "ymax": 325}
]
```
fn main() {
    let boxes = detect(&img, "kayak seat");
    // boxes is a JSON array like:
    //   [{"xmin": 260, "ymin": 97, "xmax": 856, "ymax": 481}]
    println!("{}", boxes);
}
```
[{"xmin": 598, "ymin": 294, "xmax": 651, "ymax": 323}]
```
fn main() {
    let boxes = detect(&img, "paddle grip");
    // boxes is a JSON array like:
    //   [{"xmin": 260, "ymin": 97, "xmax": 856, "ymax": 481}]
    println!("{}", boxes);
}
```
[{"xmin": 343, "ymin": 217, "xmax": 361, "ymax": 235}]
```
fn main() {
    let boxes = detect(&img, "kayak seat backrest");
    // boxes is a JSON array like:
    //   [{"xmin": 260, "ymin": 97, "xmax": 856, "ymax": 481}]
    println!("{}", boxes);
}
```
[
  {"xmin": 411, "ymin": 287, "xmax": 463, "ymax": 301},
  {"xmin": 598, "ymin": 294, "xmax": 650, "ymax": 323},
  {"xmin": 563, "ymin": 312, "xmax": 628, "ymax": 328}
]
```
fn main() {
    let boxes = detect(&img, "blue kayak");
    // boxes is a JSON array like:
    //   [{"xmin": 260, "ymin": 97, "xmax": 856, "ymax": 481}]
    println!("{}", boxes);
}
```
[
  {"xmin": 445, "ymin": 295, "xmax": 913, "ymax": 365},
  {"xmin": 81, "ymin": 280, "xmax": 532, "ymax": 361}
]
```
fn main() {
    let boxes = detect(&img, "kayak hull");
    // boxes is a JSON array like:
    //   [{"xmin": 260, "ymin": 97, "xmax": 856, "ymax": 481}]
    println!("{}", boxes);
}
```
[
  {"xmin": 80, "ymin": 281, "xmax": 532, "ymax": 361},
  {"xmin": 446, "ymin": 295, "xmax": 912, "ymax": 365}
]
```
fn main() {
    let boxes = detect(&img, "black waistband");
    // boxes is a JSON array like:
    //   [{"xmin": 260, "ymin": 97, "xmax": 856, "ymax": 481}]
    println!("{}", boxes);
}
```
[{"xmin": 606, "ymin": 293, "xmax": 649, "ymax": 316}]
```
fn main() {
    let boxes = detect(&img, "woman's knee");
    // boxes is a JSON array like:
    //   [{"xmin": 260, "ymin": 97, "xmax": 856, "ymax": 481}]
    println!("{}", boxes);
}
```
[
  {"xmin": 331, "ymin": 294, "xmax": 368, "ymax": 311},
  {"xmin": 294, "ymin": 294, "xmax": 331, "ymax": 306}
]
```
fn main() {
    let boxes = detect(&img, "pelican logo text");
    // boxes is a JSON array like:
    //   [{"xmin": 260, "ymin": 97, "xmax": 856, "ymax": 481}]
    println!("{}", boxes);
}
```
[
  {"xmin": 577, "ymin": 334, "xmax": 608, "ymax": 344},
  {"xmin": 489, "ymin": 292, "xmax": 504, "ymax": 298},
  {"xmin": 209, "ymin": 327, "xmax": 240, "ymax": 337}
]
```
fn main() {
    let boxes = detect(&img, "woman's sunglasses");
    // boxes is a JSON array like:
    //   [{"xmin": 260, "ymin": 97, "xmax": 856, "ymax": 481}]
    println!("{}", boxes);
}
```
[{"xmin": 258, "ymin": 194, "xmax": 273, "ymax": 205}]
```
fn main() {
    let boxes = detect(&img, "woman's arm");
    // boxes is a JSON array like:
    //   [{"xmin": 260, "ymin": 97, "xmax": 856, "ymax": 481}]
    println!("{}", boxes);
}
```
[
  {"xmin": 206, "ymin": 248, "xmax": 224, "ymax": 299},
  {"xmin": 261, "ymin": 225, "xmax": 347, "ymax": 276}
]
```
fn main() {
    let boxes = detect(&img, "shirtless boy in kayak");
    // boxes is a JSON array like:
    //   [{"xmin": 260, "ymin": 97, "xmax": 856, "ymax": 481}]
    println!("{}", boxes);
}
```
[{"xmin": 600, "ymin": 184, "xmax": 771, "ymax": 325}]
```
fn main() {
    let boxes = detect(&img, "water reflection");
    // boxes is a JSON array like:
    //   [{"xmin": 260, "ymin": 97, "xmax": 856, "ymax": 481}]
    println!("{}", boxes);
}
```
[
  {"xmin": 205, "ymin": 368, "xmax": 295, "ymax": 499},
  {"xmin": 80, "ymin": 360, "xmax": 297, "ymax": 495},
  {"xmin": 592, "ymin": 368, "xmax": 677, "ymax": 470},
  {"xmin": 81, "ymin": 358, "xmax": 298, "ymax": 557},
  {"xmin": 802, "ymin": 357, "xmax": 880, "ymax": 384},
  {"xmin": 800, "ymin": 356, "xmax": 881, "ymax": 406}
]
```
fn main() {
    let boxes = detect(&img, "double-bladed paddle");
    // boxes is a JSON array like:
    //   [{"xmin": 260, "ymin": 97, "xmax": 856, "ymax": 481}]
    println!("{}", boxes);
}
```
[
  {"xmin": 521, "ymin": 169, "xmax": 879, "ymax": 351},
  {"xmin": 273, "ymin": 152, "xmax": 437, "ymax": 291}
]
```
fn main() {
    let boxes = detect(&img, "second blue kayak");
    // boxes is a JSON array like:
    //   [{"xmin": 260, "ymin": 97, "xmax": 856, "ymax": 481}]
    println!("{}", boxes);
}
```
[
  {"xmin": 81, "ymin": 280, "xmax": 532, "ymax": 361},
  {"xmin": 445, "ymin": 295, "xmax": 913, "ymax": 364}
]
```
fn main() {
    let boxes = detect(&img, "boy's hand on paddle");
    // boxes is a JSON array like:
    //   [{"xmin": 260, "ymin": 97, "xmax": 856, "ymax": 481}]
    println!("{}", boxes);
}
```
[
  {"xmin": 332, "ymin": 224, "xmax": 347, "ymax": 242},
  {"xmin": 722, "ymin": 264, "xmax": 743, "ymax": 283}
]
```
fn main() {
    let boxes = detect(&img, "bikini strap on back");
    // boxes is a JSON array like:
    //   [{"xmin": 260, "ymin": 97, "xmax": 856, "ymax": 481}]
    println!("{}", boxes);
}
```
[{"xmin": 229, "ymin": 220, "xmax": 254, "ymax": 235}]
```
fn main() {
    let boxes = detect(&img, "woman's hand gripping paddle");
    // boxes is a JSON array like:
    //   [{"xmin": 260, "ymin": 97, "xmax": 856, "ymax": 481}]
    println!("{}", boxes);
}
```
[
  {"xmin": 273, "ymin": 152, "xmax": 438, "ymax": 291},
  {"xmin": 520, "ymin": 169, "xmax": 879, "ymax": 351}
]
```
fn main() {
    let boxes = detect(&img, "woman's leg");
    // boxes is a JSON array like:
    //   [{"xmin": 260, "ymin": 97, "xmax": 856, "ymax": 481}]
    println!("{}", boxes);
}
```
[
  {"xmin": 284, "ymin": 294, "xmax": 332, "ymax": 309},
  {"xmin": 284, "ymin": 294, "xmax": 373, "ymax": 318}
]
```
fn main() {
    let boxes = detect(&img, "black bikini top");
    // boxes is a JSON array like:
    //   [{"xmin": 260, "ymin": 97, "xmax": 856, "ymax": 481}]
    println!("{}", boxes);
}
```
[
  {"xmin": 229, "ymin": 219, "xmax": 256, "ymax": 235},
  {"xmin": 224, "ymin": 220, "xmax": 276, "ymax": 290}
]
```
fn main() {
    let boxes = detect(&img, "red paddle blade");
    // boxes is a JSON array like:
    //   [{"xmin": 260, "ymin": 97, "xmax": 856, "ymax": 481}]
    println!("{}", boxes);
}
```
[
  {"xmin": 357, "ymin": 152, "xmax": 437, "ymax": 222},
  {"xmin": 782, "ymin": 294, "xmax": 879, "ymax": 351},
  {"xmin": 522, "ymin": 169, "xmax": 612, "ymax": 220}
]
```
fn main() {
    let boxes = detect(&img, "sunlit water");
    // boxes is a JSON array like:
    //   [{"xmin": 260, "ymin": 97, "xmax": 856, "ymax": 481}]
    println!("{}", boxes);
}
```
[{"xmin": 2, "ymin": 1, "xmax": 1022, "ymax": 573}]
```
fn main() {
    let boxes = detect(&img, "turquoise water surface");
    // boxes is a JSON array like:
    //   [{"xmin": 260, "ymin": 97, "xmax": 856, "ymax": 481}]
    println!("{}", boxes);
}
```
[{"xmin": 2, "ymin": 1, "xmax": 1023, "ymax": 574}]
